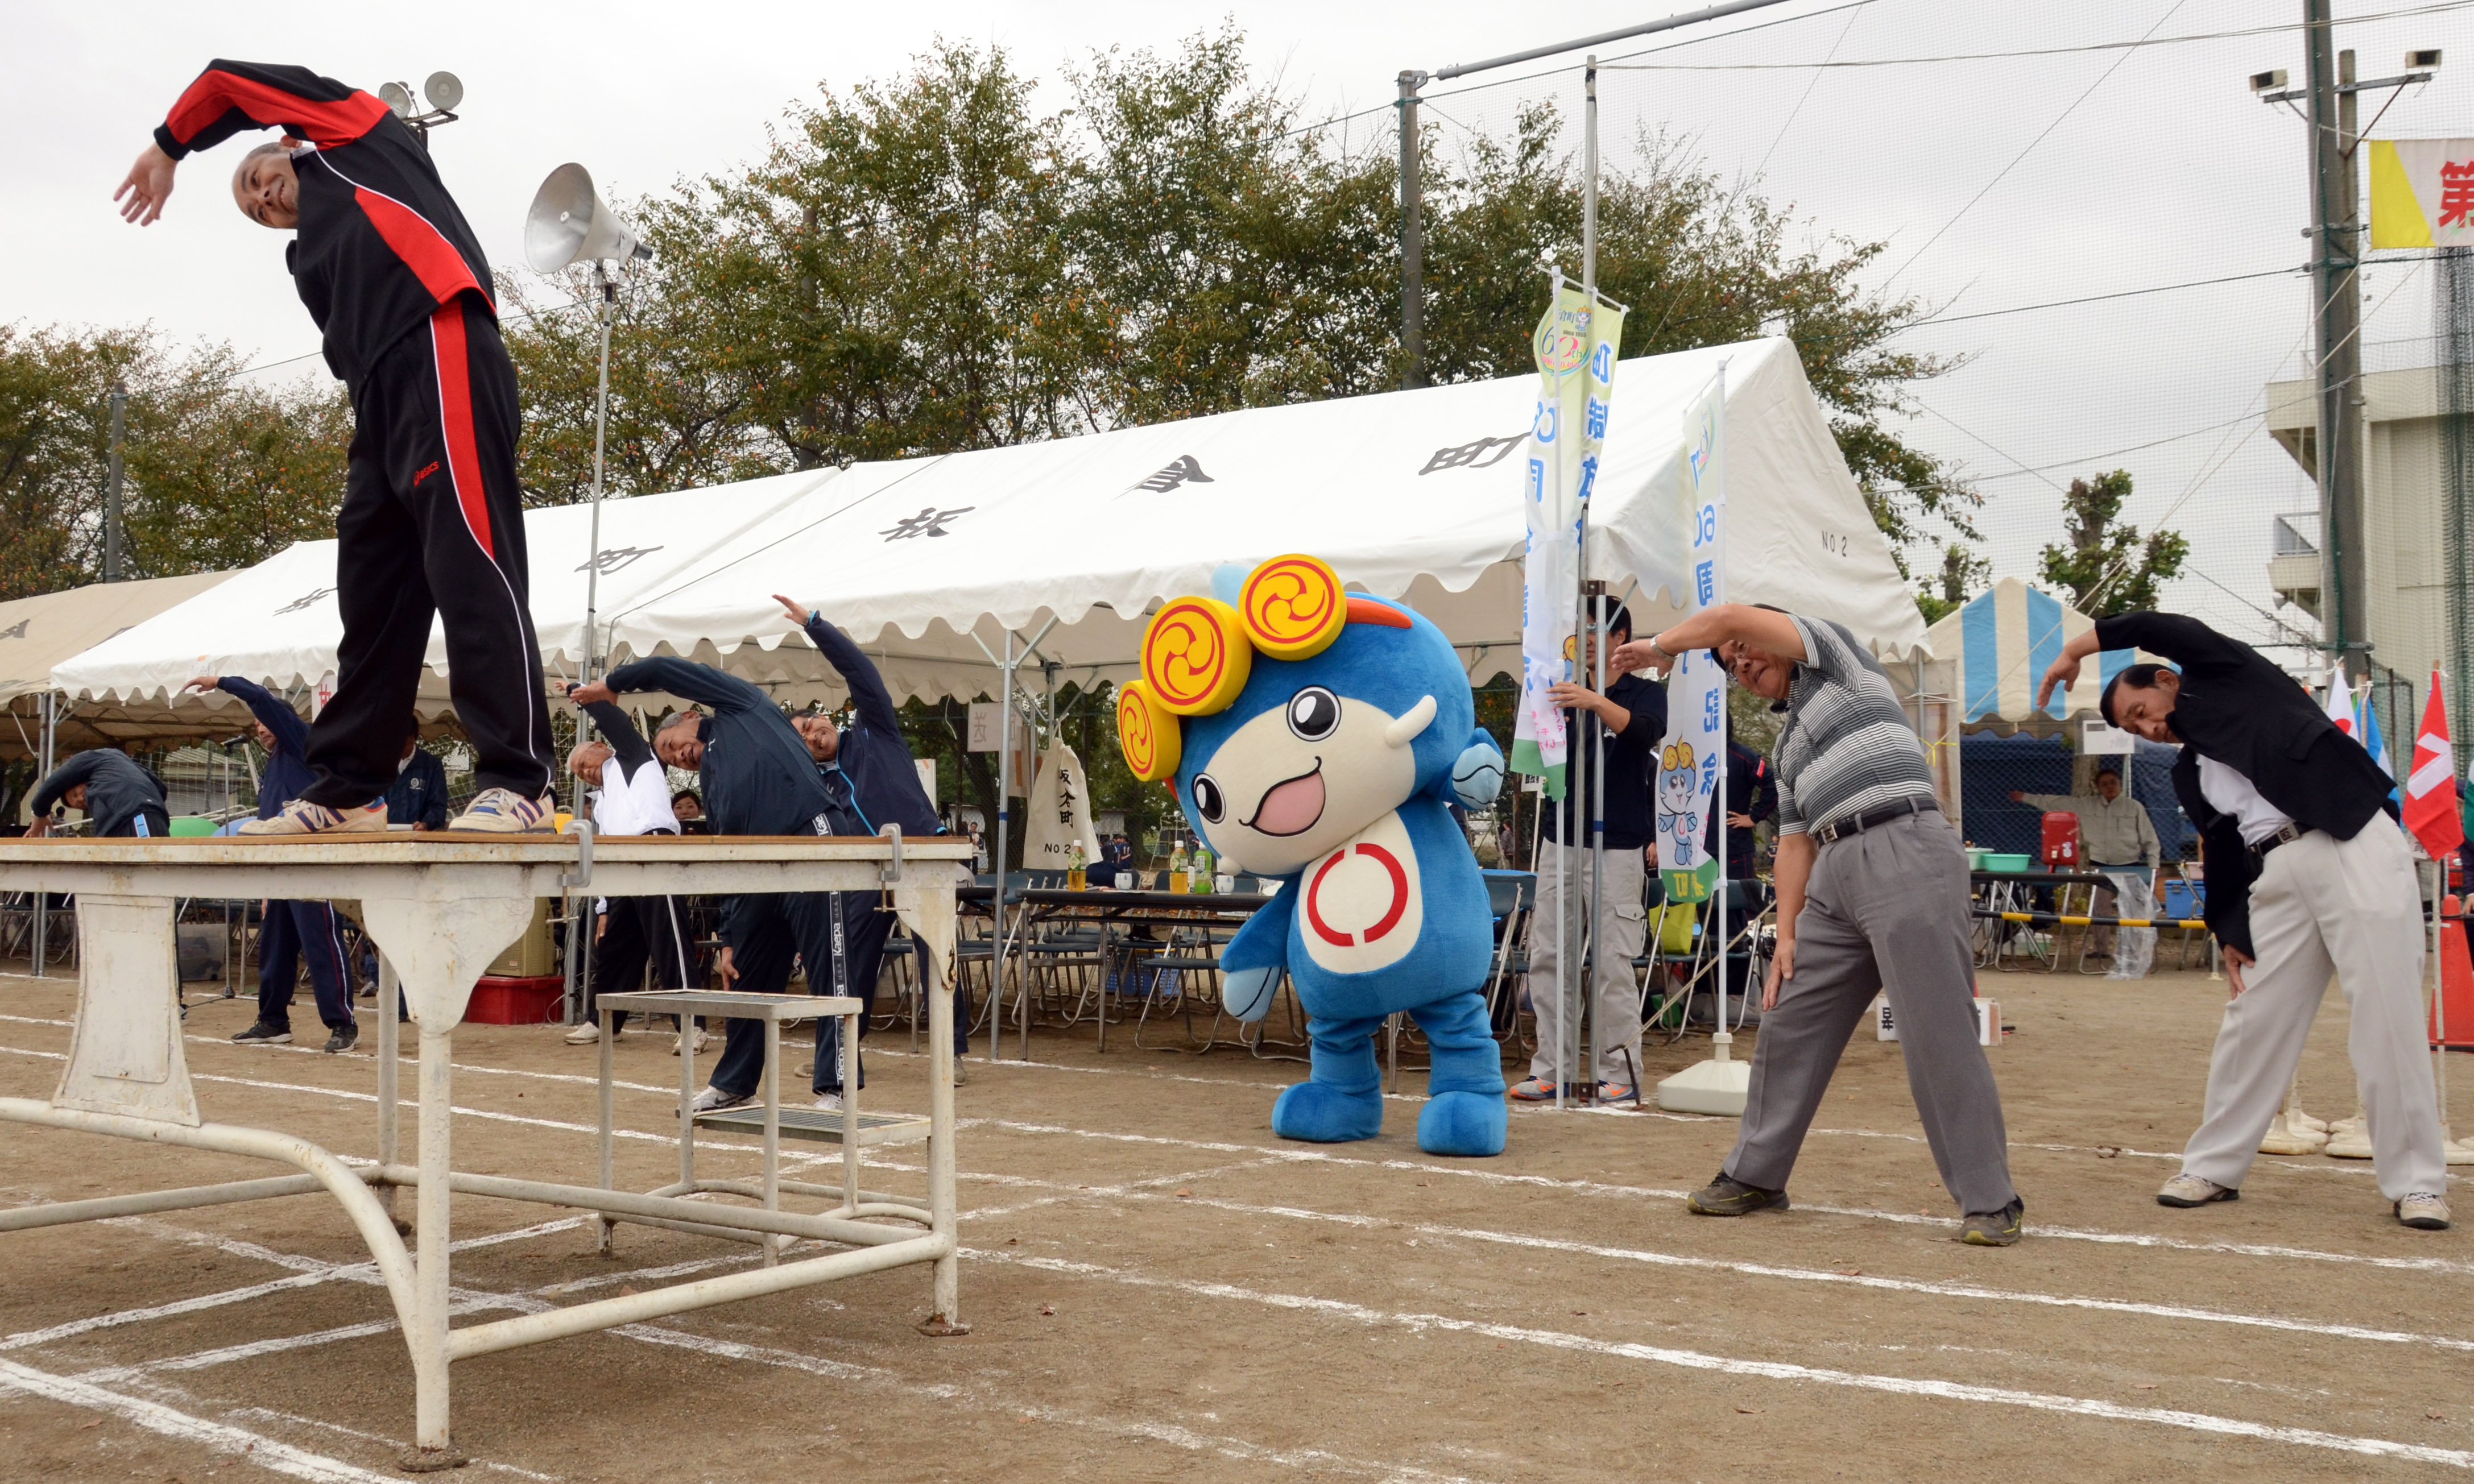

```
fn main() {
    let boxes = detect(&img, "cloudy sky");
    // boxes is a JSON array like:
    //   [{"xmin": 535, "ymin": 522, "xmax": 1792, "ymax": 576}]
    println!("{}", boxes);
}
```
[{"xmin": 8, "ymin": 1, "xmax": 2469, "ymax": 652}]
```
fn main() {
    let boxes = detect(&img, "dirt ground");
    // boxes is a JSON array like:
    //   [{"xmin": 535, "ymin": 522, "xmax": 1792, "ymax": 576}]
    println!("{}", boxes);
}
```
[{"xmin": 0, "ymin": 956, "xmax": 2468, "ymax": 1483}]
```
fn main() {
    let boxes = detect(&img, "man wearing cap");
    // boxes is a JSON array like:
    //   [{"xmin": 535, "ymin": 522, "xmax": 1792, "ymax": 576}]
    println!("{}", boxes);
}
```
[
  {"xmin": 2043, "ymin": 612, "xmax": 2448, "ymax": 1231},
  {"xmin": 1615, "ymin": 603, "xmax": 2023, "ymax": 1247}
]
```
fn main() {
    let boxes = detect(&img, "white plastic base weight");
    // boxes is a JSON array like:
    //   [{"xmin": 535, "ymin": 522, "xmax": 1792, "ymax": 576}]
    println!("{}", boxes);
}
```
[{"xmin": 1657, "ymin": 1055, "xmax": 1751, "ymax": 1116}]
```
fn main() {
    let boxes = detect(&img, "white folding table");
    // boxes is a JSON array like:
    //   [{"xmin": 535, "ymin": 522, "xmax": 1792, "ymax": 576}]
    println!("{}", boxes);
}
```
[{"xmin": 0, "ymin": 829, "xmax": 971, "ymax": 1471}]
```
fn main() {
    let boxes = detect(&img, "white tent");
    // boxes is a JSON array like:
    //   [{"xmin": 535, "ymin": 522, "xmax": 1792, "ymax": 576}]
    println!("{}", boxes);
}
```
[{"xmin": 56, "ymin": 337, "xmax": 1922, "ymax": 717}]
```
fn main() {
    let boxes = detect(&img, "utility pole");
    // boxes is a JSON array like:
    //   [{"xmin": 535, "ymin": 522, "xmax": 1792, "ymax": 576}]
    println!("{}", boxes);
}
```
[
  {"xmin": 1397, "ymin": 71, "xmax": 1426, "ymax": 390},
  {"xmin": 2307, "ymin": 10, "xmax": 2368, "ymax": 682},
  {"xmin": 104, "ymin": 382, "xmax": 126, "ymax": 582}
]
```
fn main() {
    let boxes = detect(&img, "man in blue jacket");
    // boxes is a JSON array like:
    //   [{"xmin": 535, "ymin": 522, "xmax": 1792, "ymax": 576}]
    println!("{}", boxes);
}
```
[
  {"xmin": 384, "ymin": 726, "xmax": 450, "ymax": 830},
  {"xmin": 27, "ymin": 750, "xmax": 169, "ymax": 839},
  {"xmin": 775, "ymin": 594, "xmax": 966, "ymax": 1086},
  {"xmin": 184, "ymin": 675, "xmax": 359, "ymax": 1051},
  {"xmin": 572, "ymin": 656, "xmax": 863, "ymax": 1113}
]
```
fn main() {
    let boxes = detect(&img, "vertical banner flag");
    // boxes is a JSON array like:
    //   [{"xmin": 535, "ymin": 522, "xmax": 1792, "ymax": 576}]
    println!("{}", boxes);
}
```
[
  {"xmin": 2325, "ymin": 670, "xmax": 2359, "ymax": 739},
  {"xmin": 2355, "ymin": 683, "xmax": 2398, "ymax": 802},
  {"xmin": 1512, "ymin": 279, "xmax": 1625, "ymax": 798},
  {"xmin": 1657, "ymin": 366, "xmax": 1728, "ymax": 905},
  {"xmin": 2405, "ymin": 670, "xmax": 2467, "ymax": 859},
  {"xmin": 2368, "ymin": 139, "xmax": 2474, "ymax": 249}
]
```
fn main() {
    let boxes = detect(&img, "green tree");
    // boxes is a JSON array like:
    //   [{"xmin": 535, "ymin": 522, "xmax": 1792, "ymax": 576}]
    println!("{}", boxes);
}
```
[
  {"xmin": 1915, "ymin": 540, "xmax": 1991, "ymax": 625},
  {"xmin": 1418, "ymin": 109, "xmax": 1979, "ymax": 566},
  {"xmin": 0, "ymin": 324, "xmax": 349, "ymax": 600},
  {"xmin": 2037, "ymin": 470, "xmax": 2187, "ymax": 617}
]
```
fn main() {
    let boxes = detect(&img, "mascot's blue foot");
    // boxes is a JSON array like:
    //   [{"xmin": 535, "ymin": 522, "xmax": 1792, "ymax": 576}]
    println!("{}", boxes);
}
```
[
  {"xmin": 1272, "ymin": 1080, "xmax": 1384, "ymax": 1143},
  {"xmin": 1416, "ymin": 1089, "xmax": 1508, "ymax": 1157}
]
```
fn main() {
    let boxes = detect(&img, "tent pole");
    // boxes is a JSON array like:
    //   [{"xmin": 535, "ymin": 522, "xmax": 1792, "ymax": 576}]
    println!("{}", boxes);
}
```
[
  {"xmin": 34, "ymin": 691, "xmax": 52, "ymax": 977},
  {"xmin": 990, "ymin": 632, "xmax": 1014, "ymax": 1064}
]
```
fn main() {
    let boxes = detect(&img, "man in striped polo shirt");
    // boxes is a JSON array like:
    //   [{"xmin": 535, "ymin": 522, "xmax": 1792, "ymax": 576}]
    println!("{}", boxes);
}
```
[{"xmin": 1615, "ymin": 604, "xmax": 2022, "ymax": 1247}]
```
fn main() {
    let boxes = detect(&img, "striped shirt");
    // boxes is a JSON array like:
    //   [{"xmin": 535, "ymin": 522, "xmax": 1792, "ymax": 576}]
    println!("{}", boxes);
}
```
[{"xmin": 1773, "ymin": 614, "xmax": 1937, "ymax": 838}]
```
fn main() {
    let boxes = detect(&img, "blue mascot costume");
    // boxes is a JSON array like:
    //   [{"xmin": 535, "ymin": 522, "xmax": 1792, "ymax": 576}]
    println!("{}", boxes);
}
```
[{"xmin": 1118, "ymin": 554, "xmax": 1510, "ymax": 1156}]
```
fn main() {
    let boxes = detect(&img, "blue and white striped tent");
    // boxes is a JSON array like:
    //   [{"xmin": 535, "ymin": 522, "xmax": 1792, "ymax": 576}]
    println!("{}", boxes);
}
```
[{"xmin": 1921, "ymin": 577, "xmax": 2143, "ymax": 723}]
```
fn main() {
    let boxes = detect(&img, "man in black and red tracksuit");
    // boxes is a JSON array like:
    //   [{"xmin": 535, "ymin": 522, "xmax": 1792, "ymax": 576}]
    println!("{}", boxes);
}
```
[{"xmin": 116, "ymin": 61, "xmax": 555, "ymax": 835}]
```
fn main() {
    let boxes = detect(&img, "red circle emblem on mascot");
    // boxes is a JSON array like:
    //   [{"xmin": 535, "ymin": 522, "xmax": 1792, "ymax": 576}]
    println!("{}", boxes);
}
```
[{"xmin": 1305, "ymin": 843, "xmax": 1410, "ymax": 947}]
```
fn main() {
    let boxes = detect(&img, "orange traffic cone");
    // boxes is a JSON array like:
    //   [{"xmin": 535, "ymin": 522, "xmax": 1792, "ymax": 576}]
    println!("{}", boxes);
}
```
[{"xmin": 2436, "ymin": 894, "xmax": 2474, "ymax": 1049}]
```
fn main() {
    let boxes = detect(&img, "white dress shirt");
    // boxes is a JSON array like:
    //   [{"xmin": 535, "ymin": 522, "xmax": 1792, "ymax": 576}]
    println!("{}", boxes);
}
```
[{"xmin": 2196, "ymin": 755, "xmax": 2296, "ymax": 847}]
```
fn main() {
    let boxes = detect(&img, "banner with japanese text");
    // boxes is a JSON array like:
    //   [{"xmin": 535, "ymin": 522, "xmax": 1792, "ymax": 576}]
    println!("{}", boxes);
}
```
[
  {"xmin": 2369, "ymin": 139, "xmax": 2474, "ymax": 249},
  {"xmin": 1511, "ymin": 280, "xmax": 1625, "ymax": 799},
  {"xmin": 1656, "ymin": 366, "xmax": 1727, "ymax": 904}
]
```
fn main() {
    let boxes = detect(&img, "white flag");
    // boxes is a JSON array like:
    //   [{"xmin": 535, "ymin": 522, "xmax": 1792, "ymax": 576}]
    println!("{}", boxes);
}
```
[{"xmin": 1656, "ymin": 366, "xmax": 1728, "ymax": 903}]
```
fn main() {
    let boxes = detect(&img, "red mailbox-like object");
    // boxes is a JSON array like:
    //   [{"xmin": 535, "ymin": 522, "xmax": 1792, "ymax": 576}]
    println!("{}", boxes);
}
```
[{"xmin": 2040, "ymin": 811, "xmax": 2081, "ymax": 868}]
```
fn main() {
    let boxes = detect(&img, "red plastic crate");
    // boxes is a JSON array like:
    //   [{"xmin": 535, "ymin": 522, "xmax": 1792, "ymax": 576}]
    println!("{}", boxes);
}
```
[{"xmin": 467, "ymin": 975, "xmax": 565, "ymax": 1026}]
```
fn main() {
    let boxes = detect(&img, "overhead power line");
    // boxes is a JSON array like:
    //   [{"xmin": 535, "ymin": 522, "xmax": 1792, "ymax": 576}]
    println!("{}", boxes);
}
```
[{"xmin": 1906, "ymin": 266, "xmax": 2305, "ymax": 329}]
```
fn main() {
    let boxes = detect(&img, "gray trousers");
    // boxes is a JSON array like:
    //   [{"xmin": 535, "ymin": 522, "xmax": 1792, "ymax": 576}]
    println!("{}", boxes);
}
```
[
  {"xmin": 2181, "ymin": 816, "xmax": 2444, "ymax": 1201},
  {"xmin": 1725, "ymin": 810, "xmax": 2017, "ymax": 1216},
  {"xmin": 1526, "ymin": 840, "xmax": 1647, "ymax": 1087}
]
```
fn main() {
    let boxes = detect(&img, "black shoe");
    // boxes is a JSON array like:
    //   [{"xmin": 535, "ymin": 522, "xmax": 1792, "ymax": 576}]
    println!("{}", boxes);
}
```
[
  {"xmin": 1687, "ymin": 1172, "xmax": 1789, "ymax": 1216},
  {"xmin": 322, "ymin": 1025, "xmax": 359, "ymax": 1054},
  {"xmin": 1959, "ymin": 1196, "xmax": 2025, "ymax": 1247},
  {"xmin": 232, "ymin": 1021, "xmax": 292, "ymax": 1045}
]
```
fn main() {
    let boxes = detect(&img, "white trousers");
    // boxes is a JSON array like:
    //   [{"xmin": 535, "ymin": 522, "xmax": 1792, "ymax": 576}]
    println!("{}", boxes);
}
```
[
  {"xmin": 1525, "ymin": 840, "xmax": 1646, "ymax": 1087},
  {"xmin": 2181, "ymin": 815, "xmax": 2446, "ymax": 1201}
]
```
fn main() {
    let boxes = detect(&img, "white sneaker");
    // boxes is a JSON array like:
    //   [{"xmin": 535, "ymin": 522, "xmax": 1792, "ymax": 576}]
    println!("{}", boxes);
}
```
[
  {"xmin": 670, "ymin": 1027, "xmax": 711, "ymax": 1055},
  {"xmin": 2156, "ymin": 1173, "xmax": 2238, "ymax": 1208},
  {"xmin": 447, "ymin": 787, "xmax": 558, "ymax": 834},
  {"xmin": 237, "ymin": 799, "xmax": 387, "ymax": 836},
  {"xmin": 683, "ymin": 1085, "xmax": 752, "ymax": 1116},
  {"xmin": 2398, "ymin": 1192, "xmax": 2452, "ymax": 1230},
  {"xmin": 564, "ymin": 1022, "xmax": 600, "ymax": 1045},
  {"xmin": 813, "ymin": 1093, "xmax": 844, "ymax": 1112}
]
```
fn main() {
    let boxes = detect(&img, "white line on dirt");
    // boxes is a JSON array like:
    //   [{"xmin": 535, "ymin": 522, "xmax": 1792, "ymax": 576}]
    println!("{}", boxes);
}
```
[
  {"xmin": 967, "ymin": 1246, "xmax": 2474, "ymax": 1470},
  {"xmin": 944, "ymin": 1167, "xmax": 2474, "ymax": 1353},
  {"xmin": 227, "ymin": 1410, "xmax": 561, "ymax": 1482},
  {"xmin": 959, "ymin": 1117, "xmax": 2474, "ymax": 1276},
  {"xmin": 0, "ymin": 1354, "xmax": 412, "ymax": 1483}
]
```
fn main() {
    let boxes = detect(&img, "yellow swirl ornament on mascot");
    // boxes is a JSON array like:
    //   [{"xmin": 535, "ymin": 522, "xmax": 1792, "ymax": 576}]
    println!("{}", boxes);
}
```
[
  {"xmin": 1141, "ymin": 596, "xmax": 1252, "ymax": 716},
  {"xmin": 1238, "ymin": 554, "xmax": 1348, "ymax": 660},
  {"xmin": 1115, "ymin": 680, "xmax": 1181, "ymax": 783}
]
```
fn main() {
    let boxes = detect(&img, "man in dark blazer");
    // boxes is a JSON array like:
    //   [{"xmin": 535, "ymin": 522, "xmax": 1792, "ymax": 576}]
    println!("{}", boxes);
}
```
[{"xmin": 2041, "ymin": 612, "xmax": 2448, "ymax": 1231}]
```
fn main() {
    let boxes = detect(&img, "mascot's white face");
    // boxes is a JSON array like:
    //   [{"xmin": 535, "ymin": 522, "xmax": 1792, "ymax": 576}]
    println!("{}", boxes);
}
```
[{"xmin": 1188, "ymin": 685, "xmax": 1424, "ymax": 876}]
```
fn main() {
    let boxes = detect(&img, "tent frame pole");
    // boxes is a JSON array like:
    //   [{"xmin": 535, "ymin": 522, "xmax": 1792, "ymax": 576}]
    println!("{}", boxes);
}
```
[
  {"xmin": 34, "ymin": 692, "xmax": 52, "ymax": 977},
  {"xmin": 973, "ymin": 619, "xmax": 1058, "ymax": 1064},
  {"xmin": 1574, "ymin": 57, "xmax": 1603, "ymax": 1108}
]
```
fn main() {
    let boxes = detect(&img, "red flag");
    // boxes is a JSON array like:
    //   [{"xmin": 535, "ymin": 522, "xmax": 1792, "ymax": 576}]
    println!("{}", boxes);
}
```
[{"xmin": 2403, "ymin": 670, "xmax": 2465, "ymax": 858}]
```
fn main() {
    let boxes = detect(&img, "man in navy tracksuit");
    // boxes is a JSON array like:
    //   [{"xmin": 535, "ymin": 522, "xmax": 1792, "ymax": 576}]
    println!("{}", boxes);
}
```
[
  {"xmin": 182, "ymin": 675, "xmax": 358, "ymax": 1051},
  {"xmin": 27, "ymin": 752, "xmax": 170, "ymax": 839},
  {"xmin": 775, "ymin": 595, "xmax": 965, "ymax": 1080},
  {"xmin": 573, "ymin": 658, "xmax": 866, "ymax": 1113},
  {"xmin": 119, "ymin": 61, "xmax": 555, "ymax": 835},
  {"xmin": 384, "ymin": 728, "xmax": 450, "ymax": 830}
]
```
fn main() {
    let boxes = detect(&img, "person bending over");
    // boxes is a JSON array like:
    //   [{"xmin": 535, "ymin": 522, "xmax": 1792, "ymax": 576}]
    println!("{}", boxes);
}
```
[
  {"xmin": 1614, "ymin": 604, "xmax": 2023, "ymax": 1247},
  {"xmin": 385, "ymin": 727, "xmax": 450, "ymax": 831},
  {"xmin": 119, "ymin": 61, "xmax": 555, "ymax": 834},
  {"xmin": 573, "ymin": 659, "xmax": 858, "ymax": 1114},
  {"xmin": 2044, "ymin": 614, "xmax": 2448, "ymax": 1231},
  {"xmin": 776, "ymin": 594, "xmax": 969, "ymax": 1085},
  {"xmin": 564, "ymin": 695, "xmax": 703, "ymax": 1052},
  {"xmin": 184, "ymin": 675, "xmax": 359, "ymax": 1052},
  {"xmin": 28, "ymin": 750, "xmax": 169, "ymax": 840}
]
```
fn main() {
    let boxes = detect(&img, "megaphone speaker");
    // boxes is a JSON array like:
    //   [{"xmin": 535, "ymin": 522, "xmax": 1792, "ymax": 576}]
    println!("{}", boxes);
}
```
[{"xmin": 524, "ymin": 163, "xmax": 652, "ymax": 271}]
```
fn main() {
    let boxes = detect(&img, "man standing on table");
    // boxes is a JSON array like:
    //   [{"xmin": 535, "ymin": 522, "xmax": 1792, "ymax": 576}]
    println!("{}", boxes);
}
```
[
  {"xmin": 1613, "ymin": 604, "xmax": 2024, "ymax": 1247},
  {"xmin": 774, "ymin": 595, "xmax": 967, "ymax": 1087},
  {"xmin": 1509, "ymin": 606, "xmax": 1666, "ymax": 1104},
  {"xmin": 2009, "ymin": 763, "xmax": 2159, "ymax": 977},
  {"xmin": 183, "ymin": 676, "xmax": 358, "ymax": 1052},
  {"xmin": 2044, "ymin": 614, "xmax": 2450, "ymax": 1231},
  {"xmin": 117, "ymin": 61, "xmax": 555, "ymax": 834},
  {"xmin": 572, "ymin": 659, "xmax": 855, "ymax": 1114}
]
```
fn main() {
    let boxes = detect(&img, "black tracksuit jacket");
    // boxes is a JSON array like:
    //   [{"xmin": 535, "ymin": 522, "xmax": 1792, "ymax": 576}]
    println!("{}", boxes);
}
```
[
  {"xmin": 31, "ymin": 752, "xmax": 171, "ymax": 838},
  {"xmin": 153, "ymin": 60, "xmax": 495, "ymax": 395}
]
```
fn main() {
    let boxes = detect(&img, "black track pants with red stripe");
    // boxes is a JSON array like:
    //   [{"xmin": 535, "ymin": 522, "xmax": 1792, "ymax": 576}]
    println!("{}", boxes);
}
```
[{"xmin": 303, "ymin": 294, "xmax": 553, "ymax": 806}]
